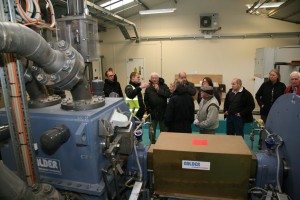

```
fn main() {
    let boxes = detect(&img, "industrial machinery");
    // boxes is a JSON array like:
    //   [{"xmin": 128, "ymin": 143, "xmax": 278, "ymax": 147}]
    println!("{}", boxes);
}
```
[
  {"xmin": 0, "ymin": 0, "xmax": 299, "ymax": 199},
  {"xmin": 0, "ymin": 21, "xmax": 150, "ymax": 200},
  {"xmin": 250, "ymin": 93, "xmax": 300, "ymax": 200},
  {"xmin": 0, "ymin": 0, "xmax": 150, "ymax": 198}
]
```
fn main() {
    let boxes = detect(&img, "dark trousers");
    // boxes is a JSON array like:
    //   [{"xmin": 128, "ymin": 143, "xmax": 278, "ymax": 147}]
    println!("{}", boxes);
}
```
[
  {"xmin": 226, "ymin": 114, "xmax": 244, "ymax": 138},
  {"xmin": 150, "ymin": 119, "xmax": 167, "ymax": 144}
]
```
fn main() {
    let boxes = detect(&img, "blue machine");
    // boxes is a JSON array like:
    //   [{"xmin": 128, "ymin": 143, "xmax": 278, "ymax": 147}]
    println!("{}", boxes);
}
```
[
  {"xmin": 0, "ymin": 98, "xmax": 149, "ymax": 199},
  {"xmin": 252, "ymin": 93, "xmax": 300, "ymax": 200}
]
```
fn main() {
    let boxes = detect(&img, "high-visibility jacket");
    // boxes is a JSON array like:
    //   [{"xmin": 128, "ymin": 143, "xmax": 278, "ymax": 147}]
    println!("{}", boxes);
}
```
[{"xmin": 125, "ymin": 85, "xmax": 140, "ymax": 114}]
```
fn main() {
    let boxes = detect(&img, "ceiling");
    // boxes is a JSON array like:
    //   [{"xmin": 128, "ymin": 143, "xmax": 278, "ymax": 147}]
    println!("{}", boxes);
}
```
[
  {"xmin": 51, "ymin": 0, "xmax": 173, "ymax": 30},
  {"xmin": 50, "ymin": 0, "xmax": 300, "ymax": 37},
  {"xmin": 267, "ymin": 0, "xmax": 300, "ymax": 24}
]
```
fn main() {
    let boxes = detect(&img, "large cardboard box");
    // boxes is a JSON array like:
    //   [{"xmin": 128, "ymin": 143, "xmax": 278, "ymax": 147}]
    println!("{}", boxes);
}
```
[
  {"xmin": 153, "ymin": 132, "xmax": 253, "ymax": 199},
  {"xmin": 147, "ymin": 144, "xmax": 155, "ymax": 170}
]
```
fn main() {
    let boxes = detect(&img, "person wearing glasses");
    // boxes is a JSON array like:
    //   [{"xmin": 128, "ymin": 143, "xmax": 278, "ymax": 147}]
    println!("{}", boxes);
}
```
[
  {"xmin": 103, "ymin": 69, "xmax": 123, "ymax": 97},
  {"xmin": 284, "ymin": 71, "xmax": 300, "ymax": 95}
]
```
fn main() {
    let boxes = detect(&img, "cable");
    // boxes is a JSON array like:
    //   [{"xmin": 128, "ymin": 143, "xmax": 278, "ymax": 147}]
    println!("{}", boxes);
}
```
[
  {"xmin": 248, "ymin": 187, "xmax": 268, "ymax": 194},
  {"xmin": 275, "ymin": 141, "xmax": 283, "ymax": 193},
  {"xmin": 15, "ymin": 0, "xmax": 56, "ymax": 30},
  {"xmin": 133, "ymin": 139, "xmax": 142, "ymax": 182}
]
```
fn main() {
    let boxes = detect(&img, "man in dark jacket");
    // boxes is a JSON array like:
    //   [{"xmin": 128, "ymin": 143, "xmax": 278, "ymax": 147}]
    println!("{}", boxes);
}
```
[
  {"xmin": 144, "ymin": 72, "xmax": 171, "ymax": 143},
  {"xmin": 177, "ymin": 72, "xmax": 196, "ymax": 96},
  {"xmin": 125, "ymin": 72, "xmax": 150, "ymax": 120},
  {"xmin": 165, "ymin": 79, "xmax": 195, "ymax": 133},
  {"xmin": 224, "ymin": 78, "xmax": 255, "ymax": 138},
  {"xmin": 103, "ymin": 69, "xmax": 123, "ymax": 97}
]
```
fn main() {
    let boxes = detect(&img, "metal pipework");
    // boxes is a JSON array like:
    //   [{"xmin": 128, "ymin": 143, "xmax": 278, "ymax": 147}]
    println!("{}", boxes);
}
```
[
  {"xmin": 0, "ymin": 22, "xmax": 104, "ymax": 110},
  {"xmin": 0, "ymin": 22, "xmax": 84, "ymax": 90},
  {"xmin": 0, "ymin": 162, "xmax": 63, "ymax": 200}
]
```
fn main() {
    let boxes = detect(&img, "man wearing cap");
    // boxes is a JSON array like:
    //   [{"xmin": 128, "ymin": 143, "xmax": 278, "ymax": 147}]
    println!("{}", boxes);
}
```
[
  {"xmin": 224, "ymin": 78, "xmax": 255, "ymax": 138},
  {"xmin": 194, "ymin": 86, "xmax": 220, "ymax": 134}
]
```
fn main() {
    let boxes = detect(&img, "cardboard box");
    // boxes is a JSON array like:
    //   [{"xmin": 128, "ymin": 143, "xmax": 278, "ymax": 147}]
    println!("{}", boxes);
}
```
[
  {"xmin": 147, "ymin": 144, "xmax": 155, "ymax": 170},
  {"xmin": 153, "ymin": 132, "xmax": 252, "ymax": 199}
]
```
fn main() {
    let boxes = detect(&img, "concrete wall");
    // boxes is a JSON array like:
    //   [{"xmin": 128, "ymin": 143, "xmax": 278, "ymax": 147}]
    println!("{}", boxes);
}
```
[{"xmin": 99, "ymin": 0, "xmax": 300, "ymax": 96}]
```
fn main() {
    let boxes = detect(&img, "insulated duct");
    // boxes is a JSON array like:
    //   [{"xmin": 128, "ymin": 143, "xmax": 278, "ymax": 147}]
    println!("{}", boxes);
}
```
[{"xmin": 0, "ymin": 22, "xmax": 104, "ymax": 110}]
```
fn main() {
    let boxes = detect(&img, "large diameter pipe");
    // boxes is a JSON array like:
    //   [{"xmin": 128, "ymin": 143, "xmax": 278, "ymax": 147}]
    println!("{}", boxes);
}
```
[
  {"xmin": 0, "ymin": 162, "xmax": 37, "ymax": 200},
  {"xmin": 0, "ymin": 22, "xmax": 64, "ymax": 74},
  {"xmin": 0, "ymin": 22, "xmax": 92, "ymax": 102}
]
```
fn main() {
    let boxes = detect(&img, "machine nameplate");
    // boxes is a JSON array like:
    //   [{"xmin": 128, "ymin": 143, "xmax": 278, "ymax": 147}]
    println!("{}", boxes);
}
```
[
  {"xmin": 37, "ymin": 157, "xmax": 62, "ymax": 175},
  {"xmin": 182, "ymin": 160, "xmax": 210, "ymax": 170}
]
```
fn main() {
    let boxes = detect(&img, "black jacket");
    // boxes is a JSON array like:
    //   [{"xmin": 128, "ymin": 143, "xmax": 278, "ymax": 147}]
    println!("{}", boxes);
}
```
[
  {"xmin": 144, "ymin": 78, "xmax": 171, "ymax": 120},
  {"xmin": 165, "ymin": 85, "xmax": 195, "ymax": 133},
  {"xmin": 183, "ymin": 81, "xmax": 196, "ymax": 96},
  {"xmin": 125, "ymin": 81, "xmax": 145, "ymax": 119},
  {"xmin": 224, "ymin": 87, "xmax": 255, "ymax": 123},
  {"xmin": 103, "ymin": 79, "xmax": 123, "ymax": 97},
  {"xmin": 255, "ymin": 80, "xmax": 286, "ymax": 116}
]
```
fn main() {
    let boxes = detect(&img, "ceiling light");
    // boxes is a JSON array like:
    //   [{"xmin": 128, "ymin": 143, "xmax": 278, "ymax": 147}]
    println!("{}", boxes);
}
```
[
  {"xmin": 246, "ymin": 2, "xmax": 284, "ymax": 9},
  {"xmin": 101, "ymin": 0, "xmax": 134, "ymax": 11},
  {"xmin": 139, "ymin": 8, "xmax": 176, "ymax": 15}
]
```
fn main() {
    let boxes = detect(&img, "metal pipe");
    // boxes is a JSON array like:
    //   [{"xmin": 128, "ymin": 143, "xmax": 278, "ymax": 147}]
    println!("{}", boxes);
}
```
[
  {"xmin": 140, "ymin": 32, "xmax": 300, "ymax": 41},
  {"xmin": 0, "ymin": 22, "xmax": 93, "ymax": 104},
  {"xmin": 70, "ymin": 78, "xmax": 92, "ymax": 101},
  {"xmin": 86, "ymin": 1, "xmax": 139, "ymax": 41},
  {"xmin": 0, "ymin": 22, "xmax": 64, "ymax": 74},
  {"xmin": 26, "ymin": 76, "xmax": 47, "ymax": 101},
  {"xmin": 0, "ymin": 124, "xmax": 10, "ymax": 141},
  {"xmin": 0, "ymin": 162, "xmax": 37, "ymax": 200}
]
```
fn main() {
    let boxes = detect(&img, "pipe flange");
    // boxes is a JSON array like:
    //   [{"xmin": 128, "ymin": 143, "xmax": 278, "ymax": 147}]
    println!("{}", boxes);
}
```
[
  {"xmin": 61, "ymin": 97, "xmax": 105, "ymax": 111},
  {"xmin": 28, "ymin": 95, "xmax": 61, "ymax": 108}
]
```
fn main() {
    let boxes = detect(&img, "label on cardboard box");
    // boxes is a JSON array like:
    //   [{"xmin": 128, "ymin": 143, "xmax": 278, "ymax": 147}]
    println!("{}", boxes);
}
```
[{"xmin": 182, "ymin": 160, "xmax": 211, "ymax": 170}]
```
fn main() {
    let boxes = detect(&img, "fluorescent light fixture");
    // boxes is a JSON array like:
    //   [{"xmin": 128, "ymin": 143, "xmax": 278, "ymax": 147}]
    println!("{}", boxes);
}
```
[
  {"xmin": 101, "ymin": 0, "xmax": 134, "ymax": 11},
  {"xmin": 246, "ymin": 2, "xmax": 284, "ymax": 9},
  {"xmin": 139, "ymin": 8, "xmax": 176, "ymax": 15}
]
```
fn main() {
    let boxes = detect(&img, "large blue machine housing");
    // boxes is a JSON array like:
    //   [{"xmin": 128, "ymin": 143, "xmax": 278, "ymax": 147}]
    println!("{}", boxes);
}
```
[{"xmin": 0, "ymin": 98, "xmax": 138, "ymax": 199}]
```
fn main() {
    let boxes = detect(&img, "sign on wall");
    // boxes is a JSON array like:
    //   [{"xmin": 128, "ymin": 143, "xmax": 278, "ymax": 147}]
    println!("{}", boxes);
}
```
[{"xmin": 126, "ymin": 58, "xmax": 145, "ymax": 83}]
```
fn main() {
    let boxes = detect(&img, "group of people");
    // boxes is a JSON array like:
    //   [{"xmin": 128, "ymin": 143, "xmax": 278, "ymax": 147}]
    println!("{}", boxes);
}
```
[
  {"xmin": 255, "ymin": 69, "xmax": 300, "ymax": 123},
  {"xmin": 103, "ymin": 67, "xmax": 300, "ymax": 143}
]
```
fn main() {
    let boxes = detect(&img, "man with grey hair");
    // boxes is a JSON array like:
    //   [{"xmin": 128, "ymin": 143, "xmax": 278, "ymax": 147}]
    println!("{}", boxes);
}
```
[
  {"xmin": 194, "ymin": 86, "xmax": 219, "ymax": 134},
  {"xmin": 284, "ymin": 71, "xmax": 300, "ymax": 95},
  {"xmin": 224, "ymin": 78, "xmax": 255, "ymax": 138},
  {"xmin": 144, "ymin": 72, "xmax": 171, "ymax": 144}
]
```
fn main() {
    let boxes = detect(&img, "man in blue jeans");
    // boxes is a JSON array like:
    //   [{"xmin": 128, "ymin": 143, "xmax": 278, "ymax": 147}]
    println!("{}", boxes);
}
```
[{"xmin": 223, "ymin": 78, "xmax": 255, "ymax": 138}]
